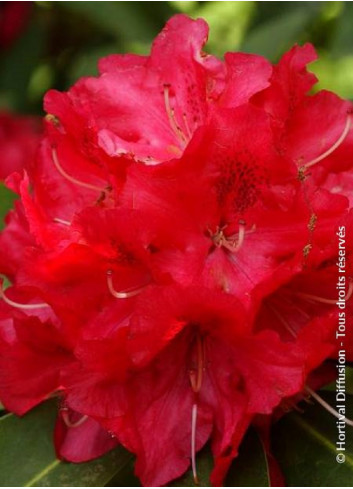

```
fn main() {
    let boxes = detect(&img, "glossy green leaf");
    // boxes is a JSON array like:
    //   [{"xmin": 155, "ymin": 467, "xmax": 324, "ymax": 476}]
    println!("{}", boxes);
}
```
[
  {"xmin": 331, "ymin": 2, "xmax": 353, "ymax": 56},
  {"xmin": 0, "ymin": 400, "xmax": 133, "ymax": 487},
  {"xmin": 170, "ymin": 446, "xmax": 214, "ymax": 487},
  {"xmin": 105, "ymin": 458, "xmax": 140, "ymax": 487},
  {"xmin": 226, "ymin": 427, "xmax": 270, "ymax": 486},
  {"xmin": 59, "ymin": 2, "xmax": 162, "ymax": 44},
  {"xmin": 0, "ymin": 183, "xmax": 16, "ymax": 230},
  {"xmin": 241, "ymin": 3, "xmax": 321, "ymax": 60},
  {"xmin": 0, "ymin": 16, "xmax": 46, "ymax": 112},
  {"xmin": 272, "ymin": 392, "xmax": 353, "ymax": 486}
]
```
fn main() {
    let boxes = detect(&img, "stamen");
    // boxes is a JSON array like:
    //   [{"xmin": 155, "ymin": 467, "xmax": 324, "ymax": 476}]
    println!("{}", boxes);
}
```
[
  {"xmin": 53, "ymin": 217, "xmax": 71, "ymax": 226},
  {"xmin": 296, "ymin": 281, "xmax": 353, "ymax": 305},
  {"xmin": 211, "ymin": 220, "xmax": 246, "ymax": 253},
  {"xmin": 305, "ymin": 386, "xmax": 353, "ymax": 427},
  {"xmin": 267, "ymin": 303, "xmax": 297, "ymax": 339},
  {"xmin": 224, "ymin": 220, "xmax": 246, "ymax": 253},
  {"xmin": 191, "ymin": 403, "xmax": 199, "ymax": 485},
  {"xmin": 61, "ymin": 409, "xmax": 88, "ymax": 428},
  {"xmin": 163, "ymin": 84, "xmax": 187, "ymax": 144},
  {"xmin": 106, "ymin": 270, "xmax": 147, "ymax": 299},
  {"xmin": 302, "ymin": 114, "xmax": 351, "ymax": 171},
  {"xmin": 52, "ymin": 147, "xmax": 107, "ymax": 194},
  {"xmin": 0, "ymin": 283, "xmax": 50, "ymax": 310}
]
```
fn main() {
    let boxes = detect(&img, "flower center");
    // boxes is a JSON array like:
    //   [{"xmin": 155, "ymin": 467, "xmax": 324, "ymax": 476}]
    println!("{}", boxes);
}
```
[{"xmin": 209, "ymin": 220, "xmax": 247, "ymax": 253}]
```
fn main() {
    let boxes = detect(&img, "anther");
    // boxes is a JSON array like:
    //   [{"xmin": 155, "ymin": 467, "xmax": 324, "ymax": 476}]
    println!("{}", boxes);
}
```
[
  {"xmin": 106, "ymin": 270, "xmax": 147, "ymax": 299},
  {"xmin": 211, "ymin": 220, "xmax": 246, "ymax": 253},
  {"xmin": 0, "ymin": 283, "xmax": 50, "ymax": 310},
  {"xmin": 61, "ymin": 409, "xmax": 88, "ymax": 428},
  {"xmin": 301, "ymin": 113, "xmax": 351, "ymax": 171},
  {"xmin": 45, "ymin": 114, "xmax": 60, "ymax": 127},
  {"xmin": 191, "ymin": 403, "xmax": 199, "ymax": 485},
  {"xmin": 163, "ymin": 84, "xmax": 187, "ymax": 144},
  {"xmin": 296, "ymin": 281, "xmax": 353, "ymax": 305},
  {"xmin": 305, "ymin": 386, "xmax": 353, "ymax": 427},
  {"xmin": 52, "ymin": 147, "xmax": 107, "ymax": 194}
]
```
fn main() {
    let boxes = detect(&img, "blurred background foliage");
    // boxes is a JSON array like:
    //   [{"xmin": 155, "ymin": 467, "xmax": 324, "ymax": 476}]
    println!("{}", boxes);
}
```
[{"xmin": 1, "ymin": 0, "xmax": 353, "ymax": 118}]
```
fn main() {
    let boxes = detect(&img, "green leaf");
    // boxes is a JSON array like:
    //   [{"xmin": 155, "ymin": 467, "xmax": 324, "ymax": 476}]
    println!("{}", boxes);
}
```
[
  {"xmin": 171, "ymin": 427, "xmax": 269, "ymax": 487},
  {"xmin": 0, "ymin": 400, "xmax": 133, "ymax": 487},
  {"xmin": 226, "ymin": 428, "xmax": 270, "ymax": 486},
  {"xmin": 194, "ymin": 2, "xmax": 255, "ymax": 56},
  {"xmin": 59, "ymin": 2, "xmax": 159, "ymax": 44},
  {"xmin": 105, "ymin": 458, "xmax": 140, "ymax": 487},
  {"xmin": 241, "ymin": 3, "xmax": 322, "ymax": 60},
  {"xmin": 0, "ymin": 15, "xmax": 46, "ymax": 112},
  {"xmin": 272, "ymin": 392, "xmax": 353, "ymax": 486},
  {"xmin": 323, "ymin": 366, "xmax": 353, "ymax": 395},
  {"xmin": 169, "ymin": 446, "xmax": 214, "ymax": 487},
  {"xmin": 331, "ymin": 2, "xmax": 353, "ymax": 56},
  {"xmin": 0, "ymin": 183, "xmax": 16, "ymax": 230}
]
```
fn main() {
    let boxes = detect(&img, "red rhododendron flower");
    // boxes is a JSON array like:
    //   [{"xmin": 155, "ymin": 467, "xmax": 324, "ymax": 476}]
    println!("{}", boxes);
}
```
[{"xmin": 0, "ymin": 14, "xmax": 352, "ymax": 487}]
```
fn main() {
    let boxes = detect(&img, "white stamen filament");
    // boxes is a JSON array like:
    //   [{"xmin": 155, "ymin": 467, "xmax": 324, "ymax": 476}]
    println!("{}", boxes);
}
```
[
  {"xmin": 191, "ymin": 403, "xmax": 199, "ymax": 485},
  {"xmin": 52, "ymin": 148, "xmax": 106, "ymax": 193},
  {"xmin": 62, "ymin": 410, "xmax": 88, "ymax": 428},
  {"xmin": 106, "ymin": 270, "xmax": 147, "ymax": 299},
  {"xmin": 53, "ymin": 217, "xmax": 71, "ymax": 226},
  {"xmin": 302, "ymin": 114, "xmax": 351, "ymax": 170},
  {"xmin": 163, "ymin": 84, "xmax": 187, "ymax": 144},
  {"xmin": 296, "ymin": 281, "xmax": 353, "ymax": 305},
  {"xmin": 305, "ymin": 386, "xmax": 353, "ymax": 427},
  {"xmin": 267, "ymin": 303, "xmax": 297, "ymax": 338},
  {"xmin": 0, "ymin": 283, "xmax": 50, "ymax": 310}
]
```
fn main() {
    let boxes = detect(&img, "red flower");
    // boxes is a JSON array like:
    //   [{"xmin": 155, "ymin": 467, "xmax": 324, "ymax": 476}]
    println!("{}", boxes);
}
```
[{"xmin": 0, "ymin": 14, "xmax": 352, "ymax": 487}]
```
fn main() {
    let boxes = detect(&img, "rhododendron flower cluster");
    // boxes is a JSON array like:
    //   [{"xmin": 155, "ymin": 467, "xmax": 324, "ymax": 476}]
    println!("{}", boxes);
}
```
[{"xmin": 0, "ymin": 15, "xmax": 352, "ymax": 487}]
